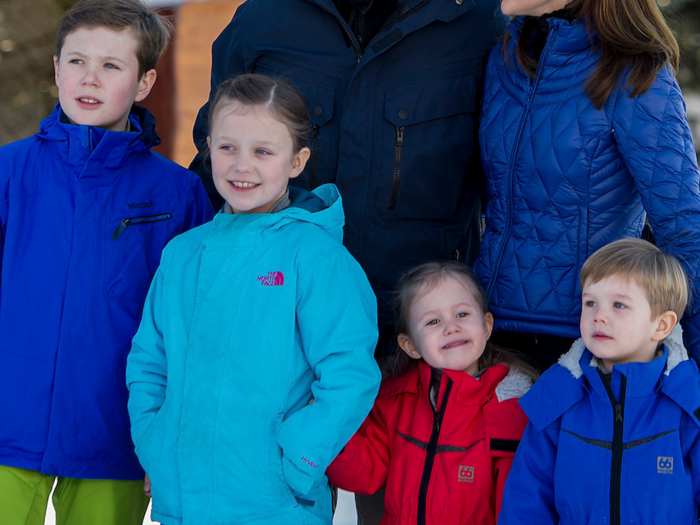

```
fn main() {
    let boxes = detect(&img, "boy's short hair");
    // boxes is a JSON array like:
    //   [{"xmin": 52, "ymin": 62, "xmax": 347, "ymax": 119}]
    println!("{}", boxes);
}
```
[
  {"xmin": 580, "ymin": 238, "xmax": 689, "ymax": 320},
  {"xmin": 56, "ymin": 0, "xmax": 173, "ymax": 79}
]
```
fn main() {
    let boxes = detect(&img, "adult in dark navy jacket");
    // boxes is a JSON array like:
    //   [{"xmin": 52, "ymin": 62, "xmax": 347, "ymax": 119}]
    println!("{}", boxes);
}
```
[
  {"xmin": 190, "ymin": 0, "xmax": 506, "ymax": 355},
  {"xmin": 476, "ymin": 0, "xmax": 700, "ymax": 366}
]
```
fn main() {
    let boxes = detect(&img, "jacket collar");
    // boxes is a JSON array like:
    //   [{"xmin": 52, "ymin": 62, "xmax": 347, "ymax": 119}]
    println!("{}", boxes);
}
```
[
  {"xmin": 38, "ymin": 104, "xmax": 158, "ymax": 170},
  {"xmin": 379, "ymin": 360, "xmax": 531, "ymax": 407},
  {"xmin": 203, "ymin": 184, "xmax": 344, "ymax": 248},
  {"xmin": 557, "ymin": 324, "xmax": 688, "ymax": 397}
]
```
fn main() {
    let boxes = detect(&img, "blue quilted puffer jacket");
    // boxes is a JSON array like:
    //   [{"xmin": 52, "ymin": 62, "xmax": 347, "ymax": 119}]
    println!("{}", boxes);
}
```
[{"xmin": 475, "ymin": 16, "xmax": 700, "ymax": 355}]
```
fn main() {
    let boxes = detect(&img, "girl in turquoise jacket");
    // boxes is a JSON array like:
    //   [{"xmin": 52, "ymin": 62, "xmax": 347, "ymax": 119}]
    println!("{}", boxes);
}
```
[{"xmin": 126, "ymin": 75, "xmax": 381, "ymax": 525}]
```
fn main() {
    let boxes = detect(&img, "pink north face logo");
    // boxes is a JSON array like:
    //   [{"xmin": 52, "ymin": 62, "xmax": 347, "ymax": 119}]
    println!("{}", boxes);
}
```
[{"xmin": 257, "ymin": 271, "xmax": 284, "ymax": 287}]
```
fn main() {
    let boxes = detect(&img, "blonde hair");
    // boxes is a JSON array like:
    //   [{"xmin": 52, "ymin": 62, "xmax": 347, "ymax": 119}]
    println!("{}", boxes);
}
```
[
  {"xmin": 580, "ymin": 238, "xmax": 689, "ymax": 319},
  {"xmin": 389, "ymin": 261, "xmax": 539, "ymax": 380}
]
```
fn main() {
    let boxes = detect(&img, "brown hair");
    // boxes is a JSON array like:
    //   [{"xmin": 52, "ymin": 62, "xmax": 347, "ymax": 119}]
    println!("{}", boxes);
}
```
[
  {"xmin": 388, "ymin": 261, "xmax": 539, "ymax": 380},
  {"xmin": 208, "ymin": 74, "xmax": 310, "ymax": 154},
  {"xmin": 580, "ymin": 238, "xmax": 689, "ymax": 320},
  {"xmin": 505, "ymin": 0, "xmax": 679, "ymax": 109},
  {"xmin": 57, "ymin": 0, "xmax": 173, "ymax": 79}
]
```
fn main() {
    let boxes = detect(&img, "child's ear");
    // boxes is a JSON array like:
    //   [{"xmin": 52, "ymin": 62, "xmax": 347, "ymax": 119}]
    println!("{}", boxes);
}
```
[
  {"xmin": 289, "ymin": 147, "xmax": 311, "ymax": 179},
  {"xmin": 53, "ymin": 55, "xmax": 60, "ymax": 82},
  {"xmin": 483, "ymin": 312, "xmax": 494, "ymax": 341},
  {"xmin": 206, "ymin": 136, "xmax": 211, "ymax": 149},
  {"xmin": 398, "ymin": 333, "xmax": 421, "ymax": 360},
  {"xmin": 651, "ymin": 311, "xmax": 678, "ymax": 342},
  {"xmin": 134, "ymin": 69, "xmax": 157, "ymax": 103}
]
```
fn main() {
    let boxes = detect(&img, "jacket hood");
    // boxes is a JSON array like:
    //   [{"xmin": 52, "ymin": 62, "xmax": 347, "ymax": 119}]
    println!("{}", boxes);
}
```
[
  {"xmin": 557, "ymin": 323, "xmax": 689, "ymax": 379},
  {"xmin": 207, "ymin": 183, "xmax": 346, "ymax": 245}
]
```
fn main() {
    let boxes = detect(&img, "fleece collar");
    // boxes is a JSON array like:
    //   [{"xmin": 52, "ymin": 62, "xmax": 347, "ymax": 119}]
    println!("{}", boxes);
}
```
[{"xmin": 557, "ymin": 323, "xmax": 688, "ymax": 379}]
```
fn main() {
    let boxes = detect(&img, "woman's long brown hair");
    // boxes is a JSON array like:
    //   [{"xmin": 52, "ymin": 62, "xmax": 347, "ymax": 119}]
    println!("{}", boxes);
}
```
[{"xmin": 505, "ymin": 0, "xmax": 679, "ymax": 109}]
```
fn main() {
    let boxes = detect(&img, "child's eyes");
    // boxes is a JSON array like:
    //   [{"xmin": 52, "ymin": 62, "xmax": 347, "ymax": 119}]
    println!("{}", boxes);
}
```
[
  {"xmin": 69, "ymin": 59, "xmax": 83, "ymax": 65},
  {"xmin": 219, "ymin": 145, "xmax": 234, "ymax": 151},
  {"xmin": 104, "ymin": 63, "xmax": 118, "ymax": 70},
  {"xmin": 456, "ymin": 312, "xmax": 469, "ymax": 318},
  {"xmin": 426, "ymin": 319, "xmax": 440, "ymax": 326},
  {"xmin": 583, "ymin": 300, "xmax": 595, "ymax": 307},
  {"xmin": 255, "ymin": 149, "xmax": 271, "ymax": 155},
  {"xmin": 613, "ymin": 302, "xmax": 626, "ymax": 309}
]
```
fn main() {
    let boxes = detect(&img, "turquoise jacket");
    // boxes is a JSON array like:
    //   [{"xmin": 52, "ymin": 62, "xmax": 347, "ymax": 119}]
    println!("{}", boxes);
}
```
[{"xmin": 126, "ymin": 185, "xmax": 381, "ymax": 524}]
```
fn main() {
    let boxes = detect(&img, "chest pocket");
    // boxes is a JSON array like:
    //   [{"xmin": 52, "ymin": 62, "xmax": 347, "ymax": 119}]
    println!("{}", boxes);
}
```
[
  {"xmin": 252, "ymin": 59, "xmax": 337, "ymax": 190},
  {"xmin": 103, "ymin": 211, "xmax": 174, "ymax": 301},
  {"xmin": 376, "ymin": 73, "xmax": 476, "ymax": 222}
]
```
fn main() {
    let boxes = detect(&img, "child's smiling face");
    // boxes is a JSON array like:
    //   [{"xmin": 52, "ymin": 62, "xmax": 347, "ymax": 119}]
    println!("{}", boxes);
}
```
[
  {"xmin": 580, "ymin": 275, "xmax": 672, "ymax": 370},
  {"xmin": 54, "ymin": 26, "xmax": 155, "ymax": 131},
  {"xmin": 208, "ymin": 102, "xmax": 310, "ymax": 214},
  {"xmin": 398, "ymin": 276, "xmax": 493, "ymax": 375}
]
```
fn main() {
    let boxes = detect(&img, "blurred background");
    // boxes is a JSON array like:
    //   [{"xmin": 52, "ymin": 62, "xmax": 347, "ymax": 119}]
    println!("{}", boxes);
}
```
[{"xmin": 0, "ymin": 0, "xmax": 698, "ymax": 164}]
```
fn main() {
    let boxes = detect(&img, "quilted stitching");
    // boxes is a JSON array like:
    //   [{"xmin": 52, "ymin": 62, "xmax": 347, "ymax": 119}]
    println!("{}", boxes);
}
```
[{"xmin": 475, "ymin": 17, "xmax": 700, "ymax": 354}]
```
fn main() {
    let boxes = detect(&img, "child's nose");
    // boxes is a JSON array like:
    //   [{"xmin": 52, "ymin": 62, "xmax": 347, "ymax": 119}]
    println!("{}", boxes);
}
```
[
  {"xmin": 81, "ymin": 68, "xmax": 100, "ymax": 87},
  {"xmin": 234, "ymin": 154, "xmax": 254, "ymax": 173},
  {"xmin": 444, "ymin": 320, "xmax": 460, "ymax": 335}
]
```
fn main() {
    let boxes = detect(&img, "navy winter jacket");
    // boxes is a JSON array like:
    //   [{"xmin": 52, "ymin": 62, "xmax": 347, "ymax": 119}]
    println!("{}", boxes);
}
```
[
  {"xmin": 190, "ymin": 0, "xmax": 506, "ymax": 351},
  {"xmin": 475, "ymin": 17, "xmax": 700, "ymax": 354},
  {"xmin": 498, "ymin": 328, "xmax": 700, "ymax": 524},
  {"xmin": 0, "ymin": 106, "xmax": 214, "ymax": 480}
]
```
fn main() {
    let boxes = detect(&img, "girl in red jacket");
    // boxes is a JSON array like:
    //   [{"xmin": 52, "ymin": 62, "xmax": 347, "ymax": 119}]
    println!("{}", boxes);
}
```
[{"xmin": 327, "ymin": 262, "xmax": 538, "ymax": 524}]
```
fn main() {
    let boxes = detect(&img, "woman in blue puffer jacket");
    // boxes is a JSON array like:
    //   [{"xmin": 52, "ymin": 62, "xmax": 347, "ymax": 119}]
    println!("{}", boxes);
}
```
[{"xmin": 476, "ymin": 0, "xmax": 700, "ymax": 368}]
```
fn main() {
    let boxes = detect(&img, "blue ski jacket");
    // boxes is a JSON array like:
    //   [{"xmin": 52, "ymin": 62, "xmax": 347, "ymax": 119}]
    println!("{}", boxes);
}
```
[
  {"xmin": 498, "ymin": 327, "xmax": 700, "ymax": 524},
  {"xmin": 0, "ymin": 105, "xmax": 214, "ymax": 480},
  {"xmin": 475, "ymin": 17, "xmax": 700, "ymax": 354},
  {"xmin": 190, "ymin": 0, "xmax": 506, "ymax": 353},
  {"xmin": 126, "ymin": 185, "xmax": 381, "ymax": 525}
]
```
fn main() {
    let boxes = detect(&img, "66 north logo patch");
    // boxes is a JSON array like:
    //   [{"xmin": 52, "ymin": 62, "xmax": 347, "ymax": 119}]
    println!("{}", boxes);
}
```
[
  {"xmin": 458, "ymin": 466, "xmax": 474, "ymax": 483},
  {"xmin": 657, "ymin": 457, "xmax": 673, "ymax": 474}
]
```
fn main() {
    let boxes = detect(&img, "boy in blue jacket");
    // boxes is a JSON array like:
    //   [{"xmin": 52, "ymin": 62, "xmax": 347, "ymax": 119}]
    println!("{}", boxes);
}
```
[
  {"xmin": 498, "ymin": 238, "xmax": 700, "ymax": 524},
  {"xmin": 0, "ymin": 1, "xmax": 214, "ymax": 524}
]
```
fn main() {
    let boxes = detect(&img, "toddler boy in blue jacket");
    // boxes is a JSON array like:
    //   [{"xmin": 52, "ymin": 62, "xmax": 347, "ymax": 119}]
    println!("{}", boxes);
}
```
[
  {"xmin": 0, "ymin": 1, "xmax": 213, "ymax": 524},
  {"xmin": 498, "ymin": 238, "xmax": 700, "ymax": 524}
]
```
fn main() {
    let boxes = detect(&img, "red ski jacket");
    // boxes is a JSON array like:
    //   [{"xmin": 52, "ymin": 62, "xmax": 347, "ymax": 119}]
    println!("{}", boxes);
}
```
[{"xmin": 327, "ymin": 361, "xmax": 530, "ymax": 525}]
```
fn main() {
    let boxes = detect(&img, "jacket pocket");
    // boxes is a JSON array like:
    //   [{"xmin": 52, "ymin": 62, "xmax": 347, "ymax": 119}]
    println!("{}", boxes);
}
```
[
  {"xmin": 376, "ymin": 73, "xmax": 476, "ymax": 222},
  {"xmin": 104, "ymin": 212, "xmax": 173, "ymax": 301},
  {"xmin": 253, "ymin": 59, "xmax": 336, "ymax": 190}
]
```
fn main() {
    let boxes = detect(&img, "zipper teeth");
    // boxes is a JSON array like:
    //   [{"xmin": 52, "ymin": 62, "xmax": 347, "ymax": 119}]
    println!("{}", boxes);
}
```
[
  {"xmin": 417, "ymin": 379, "xmax": 452, "ymax": 525},
  {"xmin": 308, "ymin": 1, "xmax": 362, "ymax": 60},
  {"xmin": 388, "ymin": 126, "xmax": 404, "ymax": 210},
  {"xmin": 309, "ymin": 125, "xmax": 319, "ymax": 189},
  {"xmin": 112, "ymin": 213, "xmax": 173, "ymax": 239},
  {"xmin": 600, "ymin": 370, "xmax": 625, "ymax": 525},
  {"xmin": 485, "ymin": 37, "xmax": 553, "ymax": 300}
]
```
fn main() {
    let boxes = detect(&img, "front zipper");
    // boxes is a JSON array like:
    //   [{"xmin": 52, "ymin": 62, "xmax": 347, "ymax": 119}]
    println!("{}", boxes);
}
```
[
  {"xmin": 307, "ymin": 0, "xmax": 432, "ymax": 63},
  {"xmin": 387, "ymin": 126, "xmax": 405, "ymax": 210},
  {"xmin": 485, "ymin": 36, "xmax": 554, "ymax": 301},
  {"xmin": 417, "ymin": 377, "xmax": 452, "ymax": 525},
  {"xmin": 600, "ymin": 371, "xmax": 626, "ymax": 525},
  {"xmin": 309, "ymin": 124, "xmax": 320, "ymax": 189},
  {"xmin": 112, "ymin": 213, "xmax": 172, "ymax": 239}
]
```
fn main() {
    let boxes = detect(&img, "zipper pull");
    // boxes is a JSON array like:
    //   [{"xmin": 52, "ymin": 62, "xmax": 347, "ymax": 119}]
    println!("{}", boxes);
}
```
[
  {"xmin": 112, "ymin": 218, "xmax": 130, "ymax": 239},
  {"xmin": 615, "ymin": 404, "xmax": 623, "ymax": 423},
  {"xmin": 396, "ymin": 126, "xmax": 405, "ymax": 147}
]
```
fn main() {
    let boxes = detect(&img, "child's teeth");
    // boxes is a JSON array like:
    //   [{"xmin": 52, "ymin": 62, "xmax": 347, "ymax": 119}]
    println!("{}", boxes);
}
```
[{"xmin": 232, "ymin": 182, "xmax": 256, "ymax": 188}]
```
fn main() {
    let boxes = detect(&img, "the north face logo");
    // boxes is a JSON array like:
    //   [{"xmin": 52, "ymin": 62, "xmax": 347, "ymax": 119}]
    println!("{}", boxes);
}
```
[{"xmin": 257, "ymin": 271, "xmax": 284, "ymax": 286}]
